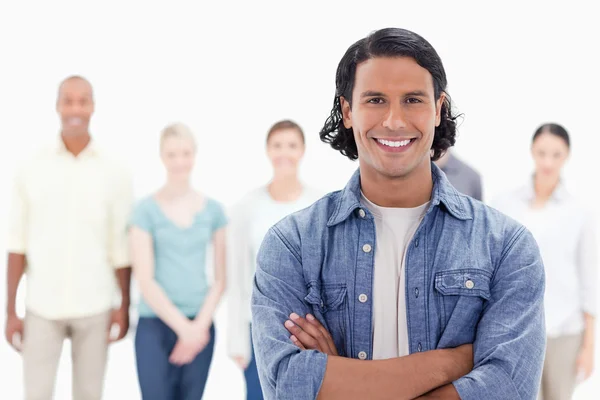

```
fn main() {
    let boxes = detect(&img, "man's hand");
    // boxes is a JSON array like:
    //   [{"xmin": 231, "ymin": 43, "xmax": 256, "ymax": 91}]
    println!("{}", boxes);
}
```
[
  {"xmin": 284, "ymin": 313, "xmax": 338, "ymax": 356},
  {"xmin": 107, "ymin": 308, "xmax": 129, "ymax": 343},
  {"xmin": 169, "ymin": 325, "xmax": 211, "ymax": 366},
  {"xmin": 5, "ymin": 314, "xmax": 24, "ymax": 352},
  {"xmin": 576, "ymin": 344, "xmax": 594, "ymax": 382}
]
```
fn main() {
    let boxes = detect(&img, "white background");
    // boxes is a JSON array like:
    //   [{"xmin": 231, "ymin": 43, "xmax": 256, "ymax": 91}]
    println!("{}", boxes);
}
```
[{"xmin": 1, "ymin": 0, "xmax": 599, "ymax": 398}]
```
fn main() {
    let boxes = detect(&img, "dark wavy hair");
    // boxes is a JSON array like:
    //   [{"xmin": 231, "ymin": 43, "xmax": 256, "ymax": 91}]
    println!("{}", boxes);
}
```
[
  {"xmin": 319, "ymin": 28, "xmax": 460, "ymax": 161},
  {"xmin": 532, "ymin": 123, "xmax": 570, "ymax": 148}
]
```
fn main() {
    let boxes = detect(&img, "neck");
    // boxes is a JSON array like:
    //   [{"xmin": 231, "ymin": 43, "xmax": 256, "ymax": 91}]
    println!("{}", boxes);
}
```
[
  {"xmin": 534, "ymin": 174, "xmax": 560, "ymax": 199},
  {"xmin": 360, "ymin": 160, "xmax": 433, "ymax": 208},
  {"xmin": 61, "ymin": 132, "xmax": 91, "ymax": 156},
  {"xmin": 268, "ymin": 173, "xmax": 303, "ymax": 202},
  {"xmin": 162, "ymin": 179, "xmax": 192, "ymax": 198}
]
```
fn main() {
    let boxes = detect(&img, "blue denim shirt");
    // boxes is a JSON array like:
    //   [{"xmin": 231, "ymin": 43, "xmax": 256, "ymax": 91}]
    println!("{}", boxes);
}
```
[{"xmin": 251, "ymin": 163, "xmax": 545, "ymax": 400}]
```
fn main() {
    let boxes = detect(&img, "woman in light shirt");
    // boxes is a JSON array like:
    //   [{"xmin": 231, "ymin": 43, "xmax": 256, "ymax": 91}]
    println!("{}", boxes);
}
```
[
  {"xmin": 227, "ymin": 120, "xmax": 322, "ymax": 400},
  {"xmin": 129, "ymin": 123, "xmax": 227, "ymax": 399},
  {"xmin": 493, "ymin": 123, "xmax": 596, "ymax": 400}
]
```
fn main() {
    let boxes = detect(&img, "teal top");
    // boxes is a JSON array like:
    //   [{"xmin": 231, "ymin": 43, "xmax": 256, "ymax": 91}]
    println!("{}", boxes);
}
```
[{"xmin": 131, "ymin": 196, "xmax": 227, "ymax": 317}]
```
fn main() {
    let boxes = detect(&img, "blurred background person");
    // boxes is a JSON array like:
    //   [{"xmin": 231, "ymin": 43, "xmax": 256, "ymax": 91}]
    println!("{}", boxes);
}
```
[
  {"xmin": 4, "ymin": 76, "xmax": 133, "ymax": 400},
  {"xmin": 130, "ymin": 123, "xmax": 227, "ymax": 399},
  {"xmin": 226, "ymin": 120, "xmax": 322, "ymax": 399},
  {"xmin": 493, "ymin": 123, "xmax": 596, "ymax": 400},
  {"xmin": 434, "ymin": 149, "xmax": 483, "ymax": 201}
]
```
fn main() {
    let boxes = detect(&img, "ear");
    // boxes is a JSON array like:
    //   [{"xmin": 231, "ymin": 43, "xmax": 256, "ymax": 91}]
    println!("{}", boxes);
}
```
[
  {"xmin": 434, "ymin": 92, "xmax": 446, "ymax": 127},
  {"xmin": 340, "ymin": 96, "xmax": 352, "ymax": 129}
]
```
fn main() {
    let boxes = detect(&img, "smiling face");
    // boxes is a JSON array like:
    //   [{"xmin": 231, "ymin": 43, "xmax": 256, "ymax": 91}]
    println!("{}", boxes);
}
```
[
  {"xmin": 531, "ymin": 131, "xmax": 569, "ymax": 180},
  {"xmin": 56, "ymin": 78, "xmax": 94, "ymax": 137},
  {"xmin": 160, "ymin": 134, "xmax": 196, "ymax": 181},
  {"xmin": 341, "ymin": 56, "xmax": 444, "ymax": 180},
  {"xmin": 267, "ymin": 128, "xmax": 305, "ymax": 178}
]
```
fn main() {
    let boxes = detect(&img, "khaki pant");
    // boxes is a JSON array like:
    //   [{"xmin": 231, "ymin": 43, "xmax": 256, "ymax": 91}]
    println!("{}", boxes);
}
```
[
  {"xmin": 538, "ymin": 333, "xmax": 583, "ymax": 400},
  {"xmin": 22, "ymin": 310, "xmax": 111, "ymax": 400}
]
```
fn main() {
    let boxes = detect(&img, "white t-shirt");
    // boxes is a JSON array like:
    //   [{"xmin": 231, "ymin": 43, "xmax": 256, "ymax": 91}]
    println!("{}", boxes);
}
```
[
  {"xmin": 360, "ymin": 193, "xmax": 429, "ymax": 360},
  {"xmin": 227, "ymin": 185, "xmax": 322, "ymax": 360}
]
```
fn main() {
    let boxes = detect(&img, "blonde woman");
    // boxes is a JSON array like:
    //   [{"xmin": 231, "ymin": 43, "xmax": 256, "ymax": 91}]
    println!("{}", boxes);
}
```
[
  {"xmin": 227, "ymin": 120, "xmax": 322, "ymax": 399},
  {"xmin": 130, "ymin": 123, "xmax": 227, "ymax": 399}
]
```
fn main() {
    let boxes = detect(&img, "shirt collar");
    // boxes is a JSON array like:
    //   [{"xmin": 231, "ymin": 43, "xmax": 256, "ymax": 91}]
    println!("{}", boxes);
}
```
[
  {"xmin": 54, "ymin": 135, "xmax": 99, "ymax": 157},
  {"xmin": 327, "ymin": 161, "xmax": 473, "ymax": 227}
]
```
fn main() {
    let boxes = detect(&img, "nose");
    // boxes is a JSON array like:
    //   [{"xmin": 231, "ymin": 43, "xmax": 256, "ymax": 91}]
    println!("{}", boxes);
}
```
[{"xmin": 382, "ymin": 103, "xmax": 408, "ymax": 131}]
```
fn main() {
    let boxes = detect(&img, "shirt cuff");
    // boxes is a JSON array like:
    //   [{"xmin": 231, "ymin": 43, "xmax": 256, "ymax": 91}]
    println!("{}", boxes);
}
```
[{"xmin": 453, "ymin": 363, "xmax": 522, "ymax": 400}]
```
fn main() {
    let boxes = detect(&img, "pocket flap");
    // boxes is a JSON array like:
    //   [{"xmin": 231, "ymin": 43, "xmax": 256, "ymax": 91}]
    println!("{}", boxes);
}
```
[
  {"xmin": 304, "ymin": 283, "xmax": 347, "ymax": 312},
  {"xmin": 434, "ymin": 269, "xmax": 492, "ymax": 300}
]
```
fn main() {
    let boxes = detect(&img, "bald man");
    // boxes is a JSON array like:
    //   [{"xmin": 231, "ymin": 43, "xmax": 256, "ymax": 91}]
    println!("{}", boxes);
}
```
[{"xmin": 5, "ymin": 76, "xmax": 134, "ymax": 400}]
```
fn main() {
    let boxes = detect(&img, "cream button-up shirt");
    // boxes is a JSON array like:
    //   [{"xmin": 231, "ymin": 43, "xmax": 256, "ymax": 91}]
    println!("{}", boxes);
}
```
[{"xmin": 7, "ymin": 137, "xmax": 133, "ymax": 320}]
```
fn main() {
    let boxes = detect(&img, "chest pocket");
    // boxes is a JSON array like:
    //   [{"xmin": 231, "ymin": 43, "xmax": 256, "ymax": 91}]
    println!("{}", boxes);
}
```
[
  {"xmin": 304, "ymin": 283, "xmax": 348, "ymax": 357},
  {"xmin": 434, "ymin": 269, "xmax": 492, "ymax": 347}
]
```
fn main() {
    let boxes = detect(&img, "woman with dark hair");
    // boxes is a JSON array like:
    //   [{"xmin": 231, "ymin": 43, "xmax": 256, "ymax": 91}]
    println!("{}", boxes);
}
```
[
  {"xmin": 226, "ymin": 120, "xmax": 321, "ymax": 400},
  {"xmin": 493, "ymin": 123, "xmax": 596, "ymax": 400}
]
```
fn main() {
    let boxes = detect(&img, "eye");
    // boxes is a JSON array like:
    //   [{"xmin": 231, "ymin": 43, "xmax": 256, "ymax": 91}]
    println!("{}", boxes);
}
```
[
  {"xmin": 406, "ymin": 97, "xmax": 422, "ymax": 104},
  {"xmin": 367, "ymin": 97, "xmax": 385, "ymax": 104}
]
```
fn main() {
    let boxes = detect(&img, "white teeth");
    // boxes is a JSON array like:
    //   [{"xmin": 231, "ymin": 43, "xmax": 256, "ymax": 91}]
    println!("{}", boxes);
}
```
[{"xmin": 377, "ymin": 138, "xmax": 412, "ymax": 147}]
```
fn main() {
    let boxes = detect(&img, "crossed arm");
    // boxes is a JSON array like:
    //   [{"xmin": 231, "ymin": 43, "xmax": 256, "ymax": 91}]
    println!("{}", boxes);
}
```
[
  {"xmin": 252, "ymin": 226, "xmax": 546, "ymax": 400},
  {"xmin": 251, "ymin": 228, "xmax": 471, "ymax": 400},
  {"xmin": 284, "ymin": 312, "xmax": 467, "ymax": 399}
]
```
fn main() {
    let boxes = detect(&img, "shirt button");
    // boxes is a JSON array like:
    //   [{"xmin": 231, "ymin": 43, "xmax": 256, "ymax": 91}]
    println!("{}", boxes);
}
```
[
  {"xmin": 414, "ymin": 288, "xmax": 419, "ymax": 298},
  {"xmin": 362, "ymin": 244, "xmax": 372, "ymax": 253},
  {"xmin": 358, "ymin": 351, "xmax": 367, "ymax": 360},
  {"xmin": 415, "ymin": 238, "xmax": 419, "ymax": 247},
  {"xmin": 358, "ymin": 294, "xmax": 368, "ymax": 303},
  {"xmin": 418, "ymin": 343, "xmax": 422, "ymax": 352},
  {"xmin": 465, "ymin": 280, "xmax": 475, "ymax": 289},
  {"xmin": 358, "ymin": 209, "xmax": 366, "ymax": 218}
]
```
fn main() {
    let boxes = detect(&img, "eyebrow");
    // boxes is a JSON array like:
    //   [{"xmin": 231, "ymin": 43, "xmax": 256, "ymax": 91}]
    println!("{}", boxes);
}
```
[
  {"xmin": 359, "ymin": 90, "xmax": 430, "ymax": 98},
  {"xmin": 360, "ymin": 90, "xmax": 386, "ymax": 98}
]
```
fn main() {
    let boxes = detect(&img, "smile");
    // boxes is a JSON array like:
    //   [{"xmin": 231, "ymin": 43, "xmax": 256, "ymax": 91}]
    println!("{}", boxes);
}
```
[
  {"xmin": 376, "ymin": 138, "xmax": 413, "ymax": 148},
  {"xmin": 373, "ymin": 137, "xmax": 417, "ymax": 153}
]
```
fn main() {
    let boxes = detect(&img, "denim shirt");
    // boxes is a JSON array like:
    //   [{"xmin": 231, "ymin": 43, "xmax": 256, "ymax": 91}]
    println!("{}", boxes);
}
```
[{"xmin": 251, "ymin": 163, "xmax": 545, "ymax": 400}]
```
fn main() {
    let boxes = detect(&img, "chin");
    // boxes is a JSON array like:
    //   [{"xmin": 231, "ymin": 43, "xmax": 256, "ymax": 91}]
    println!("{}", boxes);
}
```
[{"xmin": 62, "ymin": 128, "xmax": 87, "ymax": 136}]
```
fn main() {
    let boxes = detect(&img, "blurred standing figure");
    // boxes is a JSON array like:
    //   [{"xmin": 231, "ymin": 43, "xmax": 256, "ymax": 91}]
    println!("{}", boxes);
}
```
[
  {"xmin": 130, "ymin": 123, "xmax": 227, "ymax": 399},
  {"xmin": 435, "ymin": 150, "xmax": 483, "ymax": 201},
  {"xmin": 227, "ymin": 120, "xmax": 321, "ymax": 399},
  {"xmin": 493, "ymin": 123, "xmax": 597, "ymax": 400},
  {"xmin": 4, "ymin": 76, "xmax": 133, "ymax": 400}
]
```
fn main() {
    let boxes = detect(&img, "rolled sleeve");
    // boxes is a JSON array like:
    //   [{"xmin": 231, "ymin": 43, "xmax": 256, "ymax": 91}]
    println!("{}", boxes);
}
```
[
  {"xmin": 251, "ymin": 227, "xmax": 327, "ymax": 400},
  {"xmin": 453, "ymin": 227, "xmax": 546, "ymax": 400},
  {"xmin": 7, "ymin": 169, "xmax": 28, "ymax": 254},
  {"xmin": 108, "ymin": 168, "xmax": 133, "ymax": 269},
  {"xmin": 577, "ymin": 214, "xmax": 597, "ymax": 316}
]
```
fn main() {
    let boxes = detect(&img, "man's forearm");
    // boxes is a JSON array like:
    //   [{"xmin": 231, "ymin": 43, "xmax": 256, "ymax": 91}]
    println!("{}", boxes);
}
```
[
  {"xmin": 114, "ymin": 267, "xmax": 132, "ymax": 309},
  {"xmin": 583, "ymin": 313, "xmax": 595, "ymax": 349},
  {"xmin": 414, "ymin": 383, "xmax": 460, "ymax": 399},
  {"xmin": 6, "ymin": 253, "xmax": 26, "ymax": 316},
  {"xmin": 317, "ymin": 349, "xmax": 466, "ymax": 400}
]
